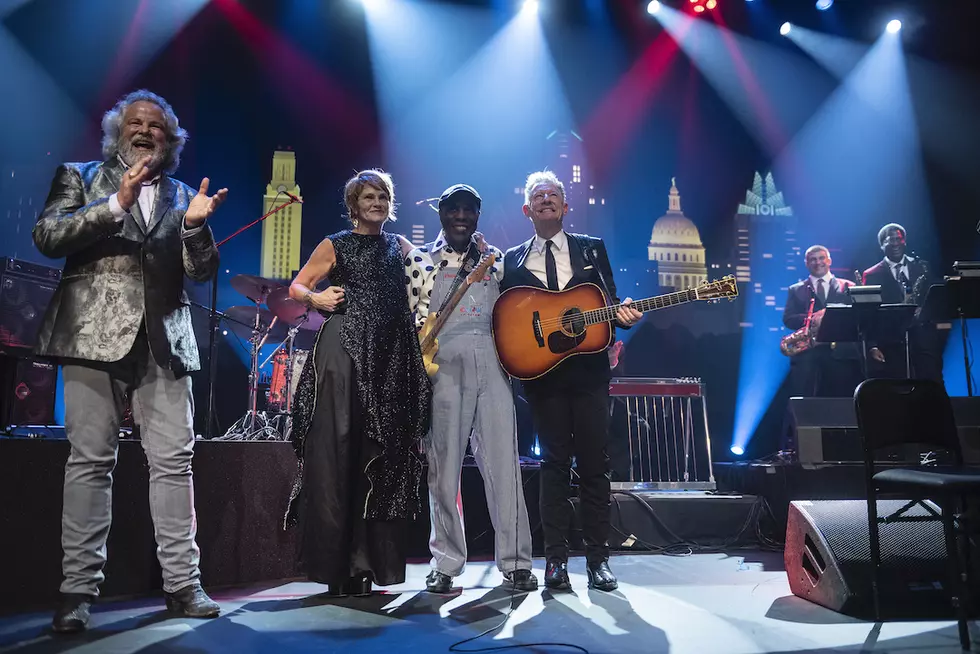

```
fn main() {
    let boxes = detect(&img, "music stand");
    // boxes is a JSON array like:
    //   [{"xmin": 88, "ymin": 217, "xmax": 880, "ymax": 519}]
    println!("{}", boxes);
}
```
[
  {"xmin": 815, "ymin": 303, "xmax": 918, "ymax": 378},
  {"xmin": 920, "ymin": 278, "xmax": 980, "ymax": 396}
]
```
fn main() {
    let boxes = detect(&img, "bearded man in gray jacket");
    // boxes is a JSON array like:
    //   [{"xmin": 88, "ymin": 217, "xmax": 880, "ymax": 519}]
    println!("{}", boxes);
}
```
[{"xmin": 33, "ymin": 89, "xmax": 227, "ymax": 633}]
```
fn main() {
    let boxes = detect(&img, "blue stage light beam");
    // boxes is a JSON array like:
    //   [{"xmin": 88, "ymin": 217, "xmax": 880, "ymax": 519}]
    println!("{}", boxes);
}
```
[
  {"xmin": 784, "ymin": 23, "xmax": 869, "ymax": 80},
  {"xmin": 652, "ymin": 4, "xmax": 834, "ymax": 157},
  {"xmin": 772, "ymin": 29, "xmax": 936, "ymax": 267},
  {"xmin": 730, "ymin": 223, "xmax": 792, "ymax": 455},
  {"xmin": 363, "ymin": 0, "xmax": 576, "ymax": 247}
]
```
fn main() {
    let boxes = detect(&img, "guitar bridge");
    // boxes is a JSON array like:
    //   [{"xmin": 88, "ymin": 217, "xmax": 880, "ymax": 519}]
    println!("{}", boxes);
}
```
[{"xmin": 532, "ymin": 311, "xmax": 544, "ymax": 348}]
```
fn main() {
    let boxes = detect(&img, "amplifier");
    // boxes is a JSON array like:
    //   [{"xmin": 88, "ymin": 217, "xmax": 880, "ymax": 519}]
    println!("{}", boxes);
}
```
[
  {"xmin": 788, "ymin": 396, "xmax": 980, "ymax": 465},
  {"xmin": 0, "ymin": 354, "xmax": 57, "ymax": 428},
  {"xmin": 0, "ymin": 257, "xmax": 61, "ymax": 351}
]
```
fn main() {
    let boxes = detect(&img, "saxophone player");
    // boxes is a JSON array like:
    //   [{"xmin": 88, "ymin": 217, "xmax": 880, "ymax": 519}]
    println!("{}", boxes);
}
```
[
  {"xmin": 782, "ymin": 245, "xmax": 863, "ymax": 397},
  {"xmin": 861, "ymin": 223, "xmax": 945, "ymax": 383}
]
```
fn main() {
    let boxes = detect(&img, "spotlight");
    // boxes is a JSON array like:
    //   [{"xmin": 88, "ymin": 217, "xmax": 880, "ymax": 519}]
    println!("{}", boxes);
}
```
[
  {"xmin": 522, "ymin": 0, "xmax": 539, "ymax": 14},
  {"xmin": 886, "ymin": 19, "xmax": 902, "ymax": 33},
  {"xmin": 730, "ymin": 445, "xmax": 745, "ymax": 456},
  {"xmin": 647, "ymin": 0, "xmax": 661, "ymax": 14},
  {"xmin": 688, "ymin": 0, "xmax": 716, "ymax": 13},
  {"xmin": 815, "ymin": 0, "xmax": 833, "ymax": 10},
  {"xmin": 779, "ymin": 22, "xmax": 791, "ymax": 36}
]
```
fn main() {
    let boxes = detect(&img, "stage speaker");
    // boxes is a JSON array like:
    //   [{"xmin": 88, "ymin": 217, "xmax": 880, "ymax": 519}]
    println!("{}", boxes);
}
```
[
  {"xmin": 0, "ymin": 355, "xmax": 58, "ymax": 428},
  {"xmin": 787, "ymin": 396, "xmax": 980, "ymax": 465},
  {"xmin": 0, "ymin": 258, "xmax": 61, "ymax": 351},
  {"xmin": 785, "ymin": 499, "xmax": 978, "ymax": 618}
]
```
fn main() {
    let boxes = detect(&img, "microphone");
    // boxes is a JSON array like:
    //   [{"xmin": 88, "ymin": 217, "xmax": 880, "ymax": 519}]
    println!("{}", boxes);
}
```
[{"xmin": 282, "ymin": 191, "xmax": 303, "ymax": 204}]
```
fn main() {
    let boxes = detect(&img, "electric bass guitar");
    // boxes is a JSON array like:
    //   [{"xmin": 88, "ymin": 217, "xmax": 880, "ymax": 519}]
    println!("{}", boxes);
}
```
[
  {"xmin": 419, "ymin": 253, "xmax": 497, "ymax": 376},
  {"xmin": 491, "ymin": 275, "xmax": 738, "ymax": 380}
]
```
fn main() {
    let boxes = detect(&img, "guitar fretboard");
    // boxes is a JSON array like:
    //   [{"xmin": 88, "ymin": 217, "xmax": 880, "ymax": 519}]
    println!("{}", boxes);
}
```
[{"xmin": 586, "ymin": 288, "xmax": 696, "ymax": 325}]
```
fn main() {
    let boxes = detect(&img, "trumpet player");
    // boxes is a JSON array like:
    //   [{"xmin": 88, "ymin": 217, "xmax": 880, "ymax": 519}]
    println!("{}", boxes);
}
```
[{"xmin": 782, "ymin": 245, "xmax": 863, "ymax": 397}]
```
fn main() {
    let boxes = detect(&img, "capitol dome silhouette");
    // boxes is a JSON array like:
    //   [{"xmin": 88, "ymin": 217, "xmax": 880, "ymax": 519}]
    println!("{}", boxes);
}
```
[{"xmin": 647, "ymin": 178, "xmax": 708, "ymax": 290}]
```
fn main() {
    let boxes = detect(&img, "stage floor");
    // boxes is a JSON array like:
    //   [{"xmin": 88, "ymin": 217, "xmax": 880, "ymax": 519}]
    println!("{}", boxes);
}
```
[{"xmin": 1, "ymin": 552, "xmax": 973, "ymax": 654}]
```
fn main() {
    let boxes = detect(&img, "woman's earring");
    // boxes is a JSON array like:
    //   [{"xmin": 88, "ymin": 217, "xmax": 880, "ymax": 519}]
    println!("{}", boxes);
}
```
[{"xmin": 352, "ymin": 217, "xmax": 359, "ymax": 229}]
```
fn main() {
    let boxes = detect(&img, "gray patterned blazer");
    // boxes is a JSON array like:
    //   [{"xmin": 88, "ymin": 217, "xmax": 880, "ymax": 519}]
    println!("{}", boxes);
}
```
[{"xmin": 32, "ymin": 158, "xmax": 219, "ymax": 375}]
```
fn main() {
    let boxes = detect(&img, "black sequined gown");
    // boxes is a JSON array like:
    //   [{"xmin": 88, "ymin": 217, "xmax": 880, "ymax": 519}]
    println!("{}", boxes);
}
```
[{"xmin": 286, "ymin": 230, "xmax": 431, "ymax": 586}]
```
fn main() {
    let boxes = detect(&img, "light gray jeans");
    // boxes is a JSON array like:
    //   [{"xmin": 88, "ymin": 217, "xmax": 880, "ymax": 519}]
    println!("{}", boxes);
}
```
[{"xmin": 60, "ymin": 336, "xmax": 201, "ymax": 596}]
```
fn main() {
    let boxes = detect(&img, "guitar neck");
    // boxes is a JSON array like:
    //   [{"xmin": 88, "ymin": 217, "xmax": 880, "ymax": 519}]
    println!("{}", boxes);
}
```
[
  {"xmin": 585, "ymin": 288, "xmax": 697, "ymax": 326},
  {"xmin": 421, "ymin": 279, "xmax": 472, "ymax": 349}
]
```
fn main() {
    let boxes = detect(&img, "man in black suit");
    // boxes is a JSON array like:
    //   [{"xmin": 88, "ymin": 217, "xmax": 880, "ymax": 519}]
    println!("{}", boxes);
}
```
[
  {"xmin": 499, "ymin": 171, "xmax": 641, "ymax": 592},
  {"xmin": 861, "ymin": 223, "xmax": 944, "ymax": 383},
  {"xmin": 33, "ymin": 90, "xmax": 227, "ymax": 632},
  {"xmin": 782, "ymin": 245, "xmax": 863, "ymax": 397}
]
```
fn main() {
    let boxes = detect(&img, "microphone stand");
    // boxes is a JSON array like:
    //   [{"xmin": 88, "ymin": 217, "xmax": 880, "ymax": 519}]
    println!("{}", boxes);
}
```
[{"xmin": 205, "ymin": 196, "xmax": 300, "ymax": 440}]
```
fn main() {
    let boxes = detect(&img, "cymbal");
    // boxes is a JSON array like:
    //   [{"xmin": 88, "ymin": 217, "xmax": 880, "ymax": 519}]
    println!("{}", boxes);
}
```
[
  {"xmin": 223, "ymin": 305, "xmax": 288, "ymax": 340},
  {"xmin": 230, "ymin": 274, "xmax": 282, "ymax": 303},
  {"xmin": 267, "ymin": 286, "xmax": 326, "ymax": 332}
]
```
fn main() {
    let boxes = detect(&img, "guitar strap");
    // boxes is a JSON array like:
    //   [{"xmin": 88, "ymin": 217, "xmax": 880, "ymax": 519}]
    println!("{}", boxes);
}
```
[{"xmin": 435, "ymin": 241, "xmax": 481, "ymax": 315}]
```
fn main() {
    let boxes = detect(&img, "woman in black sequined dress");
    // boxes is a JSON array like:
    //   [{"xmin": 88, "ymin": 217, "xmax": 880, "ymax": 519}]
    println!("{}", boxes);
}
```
[{"xmin": 284, "ymin": 169, "xmax": 431, "ymax": 596}]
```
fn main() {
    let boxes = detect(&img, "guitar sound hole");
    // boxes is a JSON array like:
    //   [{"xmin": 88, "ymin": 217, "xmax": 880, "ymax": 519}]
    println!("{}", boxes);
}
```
[{"xmin": 559, "ymin": 308, "xmax": 586, "ymax": 337}]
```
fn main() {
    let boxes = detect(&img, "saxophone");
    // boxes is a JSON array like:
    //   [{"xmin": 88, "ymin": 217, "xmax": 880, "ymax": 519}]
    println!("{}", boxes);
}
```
[
  {"xmin": 780, "ymin": 296, "xmax": 816, "ymax": 356},
  {"xmin": 907, "ymin": 259, "xmax": 930, "ymax": 306}
]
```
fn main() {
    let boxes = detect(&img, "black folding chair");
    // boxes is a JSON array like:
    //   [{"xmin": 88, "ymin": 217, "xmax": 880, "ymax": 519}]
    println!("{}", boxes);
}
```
[{"xmin": 854, "ymin": 378, "xmax": 980, "ymax": 650}]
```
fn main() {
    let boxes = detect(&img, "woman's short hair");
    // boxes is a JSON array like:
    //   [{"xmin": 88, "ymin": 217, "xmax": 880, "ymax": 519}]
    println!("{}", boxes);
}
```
[{"xmin": 343, "ymin": 169, "xmax": 396, "ymax": 224}]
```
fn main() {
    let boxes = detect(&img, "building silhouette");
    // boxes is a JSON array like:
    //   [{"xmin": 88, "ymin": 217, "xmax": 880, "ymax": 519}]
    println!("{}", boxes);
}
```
[
  {"xmin": 260, "ymin": 150, "xmax": 303, "ymax": 281},
  {"xmin": 648, "ymin": 178, "xmax": 708, "ymax": 290},
  {"xmin": 733, "ymin": 171, "xmax": 797, "ymax": 327}
]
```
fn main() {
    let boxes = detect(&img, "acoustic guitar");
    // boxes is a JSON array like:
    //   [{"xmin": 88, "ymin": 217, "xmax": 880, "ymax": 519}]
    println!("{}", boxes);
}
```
[
  {"xmin": 419, "ymin": 253, "xmax": 497, "ymax": 376},
  {"xmin": 491, "ymin": 275, "xmax": 738, "ymax": 380}
]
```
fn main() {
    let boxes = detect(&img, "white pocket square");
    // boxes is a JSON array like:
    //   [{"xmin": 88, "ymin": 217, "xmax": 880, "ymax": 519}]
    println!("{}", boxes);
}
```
[{"xmin": 583, "ymin": 265, "xmax": 594, "ymax": 270}]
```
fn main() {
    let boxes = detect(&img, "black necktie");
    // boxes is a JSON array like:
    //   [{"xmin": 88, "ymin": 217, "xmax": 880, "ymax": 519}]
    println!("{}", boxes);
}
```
[
  {"xmin": 545, "ymin": 240, "xmax": 559, "ymax": 291},
  {"xmin": 816, "ymin": 278, "xmax": 826, "ymax": 304}
]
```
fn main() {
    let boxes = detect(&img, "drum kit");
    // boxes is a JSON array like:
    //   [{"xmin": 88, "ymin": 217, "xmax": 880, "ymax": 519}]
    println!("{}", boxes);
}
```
[{"xmin": 216, "ymin": 274, "xmax": 325, "ymax": 441}]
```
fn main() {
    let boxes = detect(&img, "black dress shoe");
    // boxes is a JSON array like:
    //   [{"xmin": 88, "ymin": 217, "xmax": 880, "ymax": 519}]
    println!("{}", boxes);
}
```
[
  {"xmin": 503, "ymin": 569, "xmax": 539, "ymax": 592},
  {"xmin": 51, "ymin": 594, "xmax": 94, "ymax": 634},
  {"xmin": 344, "ymin": 573, "xmax": 372, "ymax": 597},
  {"xmin": 164, "ymin": 584, "xmax": 220, "ymax": 618},
  {"xmin": 544, "ymin": 559, "xmax": 571, "ymax": 590},
  {"xmin": 425, "ymin": 570, "xmax": 454, "ymax": 593},
  {"xmin": 586, "ymin": 560, "xmax": 618, "ymax": 592}
]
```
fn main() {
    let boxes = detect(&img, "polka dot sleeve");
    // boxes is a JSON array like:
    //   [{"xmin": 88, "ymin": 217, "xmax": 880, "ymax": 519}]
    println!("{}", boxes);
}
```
[{"xmin": 404, "ymin": 247, "xmax": 436, "ymax": 329}]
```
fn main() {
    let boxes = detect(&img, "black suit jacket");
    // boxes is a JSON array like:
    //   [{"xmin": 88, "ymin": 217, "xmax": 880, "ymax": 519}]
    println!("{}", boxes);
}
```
[
  {"xmin": 783, "ymin": 277, "xmax": 860, "ymax": 359},
  {"xmin": 862, "ymin": 258, "xmax": 928, "ymax": 306},
  {"xmin": 500, "ymin": 232, "xmax": 625, "ymax": 388},
  {"xmin": 33, "ymin": 158, "xmax": 219, "ymax": 374},
  {"xmin": 782, "ymin": 276, "xmax": 855, "ymax": 331}
]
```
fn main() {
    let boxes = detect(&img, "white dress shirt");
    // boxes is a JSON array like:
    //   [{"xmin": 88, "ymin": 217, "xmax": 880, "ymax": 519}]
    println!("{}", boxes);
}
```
[
  {"xmin": 525, "ymin": 229, "xmax": 573, "ymax": 290},
  {"xmin": 107, "ymin": 162, "xmax": 204, "ymax": 237},
  {"xmin": 882, "ymin": 255, "xmax": 910, "ymax": 284},
  {"xmin": 808, "ymin": 272, "xmax": 834, "ymax": 302}
]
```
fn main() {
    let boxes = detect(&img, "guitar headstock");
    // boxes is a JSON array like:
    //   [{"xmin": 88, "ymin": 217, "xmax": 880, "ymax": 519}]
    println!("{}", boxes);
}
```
[
  {"xmin": 694, "ymin": 275, "xmax": 738, "ymax": 301},
  {"xmin": 466, "ymin": 252, "xmax": 497, "ymax": 284}
]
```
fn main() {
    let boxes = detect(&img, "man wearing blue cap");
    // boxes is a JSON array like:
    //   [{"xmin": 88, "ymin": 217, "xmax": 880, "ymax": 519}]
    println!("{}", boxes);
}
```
[{"xmin": 417, "ymin": 184, "xmax": 537, "ymax": 593}]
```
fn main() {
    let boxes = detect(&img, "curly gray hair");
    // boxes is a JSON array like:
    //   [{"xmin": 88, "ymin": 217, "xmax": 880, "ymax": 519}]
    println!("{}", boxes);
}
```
[
  {"xmin": 523, "ymin": 170, "xmax": 566, "ymax": 206},
  {"xmin": 101, "ymin": 89, "xmax": 187, "ymax": 175}
]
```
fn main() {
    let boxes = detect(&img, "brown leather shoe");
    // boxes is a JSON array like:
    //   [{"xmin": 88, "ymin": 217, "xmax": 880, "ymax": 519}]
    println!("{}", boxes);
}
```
[{"xmin": 164, "ymin": 584, "xmax": 220, "ymax": 618}]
